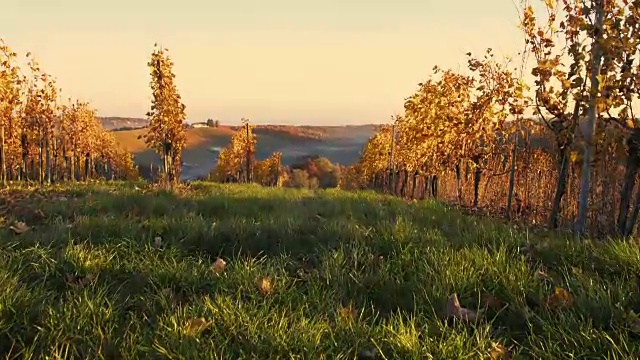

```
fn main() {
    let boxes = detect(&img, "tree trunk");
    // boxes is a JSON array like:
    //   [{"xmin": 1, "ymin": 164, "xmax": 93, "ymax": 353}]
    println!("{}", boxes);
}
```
[
  {"xmin": 625, "ymin": 186, "xmax": 640, "ymax": 236},
  {"xmin": 52, "ymin": 138, "xmax": 57, "ymax": 183},
  {"xmin": 0, "ymin": 125, "xmax": 5, "ymax": 187},
  {"xmin": 472, "ymin": 157, "xmax": 482, "ymax": 208},
  {"xmin": 163, "ymin": 142, "xmax": 169, "ymax": 183},
  {"xmin": 70, "ymin": 152, "xmax": 75, "ymax": 182},
  {"xmin": 506, "ymin": 134, "xmax": 518, "ymax": 219},
  {"xmin": 38, "ymin": 134, "xmax": 44, "ymax": 184},
  {"xmin": 411, "ymin": 171, "xmax": 418, "ymax": 199},
  {"xmin": 431, "ymin": 175, "xmax": 438, "ymax": 199},
  {"xmin": 399, "ymin": 169, "xmax": 408, "ymax": 197},
  {"xmin": 455, "ymin": 164, "xmax": 462, "ymax": 204},
  {"xmin": 576, "ymin": 2, "xmax": 605, "ymax": 236},
  {"xmin": 85, "ymin": 152, "xmax": 91, "ymax": 180},
  {"xmin": 550, "ymin": 150, "xmax": 570, "ymax": 229},
  {"xmin": 617, "ymin": 131, "xmax": 640, "ymax": 236},
  {"xmin": 45, "ymin": 134, "xmax": 51, "ymax": 183}
]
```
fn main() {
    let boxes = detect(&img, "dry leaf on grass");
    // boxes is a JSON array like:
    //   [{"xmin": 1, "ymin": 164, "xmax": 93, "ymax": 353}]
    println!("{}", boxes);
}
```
[
  {"xmin": 211, "ymin": 258, "xmax": 226, "ymax": 274},
  {"xmin": 490, "ymin": 342, "xmax": 511, "ymax": 359},
  {"xmin": 9, "ymin": 221, "xmax": 30, "ymax": 234},
  {"xmin": 33, "ymin": 209, "xmax": 46, "ymax": 221},
  {"xmin": 338, "ymin": 303, "xmax": 357, "ymax": 323},
  {"xmin": 65, "ymin": 273, "xmax": 94, "ymax": 289},
  {"xmin": 535, "ymin": 269, "xmax": 552, "ymax": 281},
  {"xmin": 185, "ymin": 317, "xmax": 210, "ymax": 335},
  {"xmin": 481, "ymin": 293, "xmax": 506, "ymax": 310},
  {"xmin": 257, "ymin": 277, "xmax": 273, "ymax": 295},
  {"xmin": 446, "ymin": 293, "xmax": 481, "ymax": 322},
  {"xmin": 545, "ymin": 286, "xmax": 573, "ymax": 309}
]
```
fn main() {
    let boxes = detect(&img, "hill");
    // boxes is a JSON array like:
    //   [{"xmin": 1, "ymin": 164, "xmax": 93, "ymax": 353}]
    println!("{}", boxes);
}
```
[
  {"xmin": 111, "ymin": 124, "xmax": 378, "ymax": 180},
  {"xmin": 1, "ymin": 181, "xmax": 638, "ymax": 358},
  {"xmin": 98, "ymin": 116, "xmax": 149, "ymax": 131}
]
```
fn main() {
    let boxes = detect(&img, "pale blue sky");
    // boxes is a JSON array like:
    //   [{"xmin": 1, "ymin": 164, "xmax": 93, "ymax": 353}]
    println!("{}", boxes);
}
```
[{"xmin": 3, "ymin": 0, "xmax": 527, "ymax": 125}]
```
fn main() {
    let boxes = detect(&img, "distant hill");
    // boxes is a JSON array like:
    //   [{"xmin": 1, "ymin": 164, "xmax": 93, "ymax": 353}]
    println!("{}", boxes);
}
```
[
  {"xmin": 98, "ymin": 117, "xmax": 148, "ymax": 131},
  {"xmin": 108, "ymin": 121, "xmax": 378, "ymax": 180}
]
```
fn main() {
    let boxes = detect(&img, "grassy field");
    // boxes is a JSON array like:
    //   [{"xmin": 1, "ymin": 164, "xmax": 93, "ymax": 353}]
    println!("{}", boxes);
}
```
[{"xmin": 1, "ymin": 182, "xmax": 640, "ymax": 359}]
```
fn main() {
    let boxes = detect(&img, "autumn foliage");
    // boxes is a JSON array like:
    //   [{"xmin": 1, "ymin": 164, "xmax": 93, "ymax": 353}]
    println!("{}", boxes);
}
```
[
  {"xmin": 210, "ymin": 119, "xmax": 296, "ymax": 187},
  {"xmin": 141, "ymin": 44, "xmax": 187, "ymax": 185},
  {"xmin": 351, "ymin": 0, "xmax": 640, "ymax": 237},
  {"xmin": 0, "ymin": 38, "xmax": 137, "ymax": 185}
]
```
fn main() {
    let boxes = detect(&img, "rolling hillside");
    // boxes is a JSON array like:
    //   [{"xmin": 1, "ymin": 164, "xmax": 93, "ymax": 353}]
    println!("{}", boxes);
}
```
[{"xmin": 109, "ymin": 121, "xmax": 378, "ymax": 180}]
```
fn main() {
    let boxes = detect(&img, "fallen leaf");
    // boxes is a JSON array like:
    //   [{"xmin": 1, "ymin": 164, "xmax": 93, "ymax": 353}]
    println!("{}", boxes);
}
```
[
  {"xmin": 9, "ymin": 221, "xmax": 30, "ymax": 234},
  {"xmin": 185, "ymin": 317, "xmax": 210, "ymax": 335},
  {"xmin": 445, "ymin": 293, "xmax": 481, "ymax": 322},
  {"xmin": 212, "ymin": 258, "xmax": 226, "ymax": 274},
  {"xmin": 33, "ymin": 209, "xmax": 46, "ymax": 220},
  {"xmin": 257, "ymin": 277, "xmax": 273, "ymax": 295},
  {"xmin": 490, "ymin": 341, "xmax": 511, "ymax": 359},
  {"xmin": 481, "ymin": 293, "xmax": 505, "ymax": 310},
  {"xmin": 535, "ymin": 269, "xmax": 552, "ymax": 280},
  {"xmin": 153, "ymin": 236, "xmax": 162, "ymax": 248},
  {"xmin": 65, "ymin": 273, "xmax": 93, "ymax": 289},
  {"xmin": 545, "ymin": 286, "xmax": 573, "ymax": 309},
  {"xmin": 338, "ymin": 303, "xmax": 357, "ymax": 323}
]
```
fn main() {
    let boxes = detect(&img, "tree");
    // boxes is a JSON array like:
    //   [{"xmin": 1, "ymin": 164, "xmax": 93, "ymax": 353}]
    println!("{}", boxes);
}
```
[
  {"xmin": 575, "ymin": 0, "xmax": 607, "ymax": 236},
  {"xmin": 211, "ymin": 120, "xmax": 257, "ymax": 182},
  {"xmin": 142, "ymin": 44, "xmax": 187, "ymax": 185},
  {"xmin": 0, "ymin": 39, "xmax": 22, "ymax": 186},
  {"xmin": 521, "ymin": 0, "xmax": 617, "ymax": 232}
]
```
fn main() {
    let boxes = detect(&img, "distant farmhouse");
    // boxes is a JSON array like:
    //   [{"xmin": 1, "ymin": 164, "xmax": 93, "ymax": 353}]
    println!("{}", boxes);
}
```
[{"xmin": 188, "ymin": 118, "xmax": 220, "ymax": 128}]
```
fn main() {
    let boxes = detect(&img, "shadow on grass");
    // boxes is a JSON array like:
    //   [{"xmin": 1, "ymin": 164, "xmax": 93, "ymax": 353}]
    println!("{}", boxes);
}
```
[{"xmin": 1, "ymin": 182, "xmax": 640, "ymax": 358}]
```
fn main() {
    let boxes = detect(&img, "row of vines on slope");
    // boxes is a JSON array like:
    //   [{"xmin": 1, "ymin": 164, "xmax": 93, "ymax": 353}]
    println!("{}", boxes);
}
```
[
  {"xmin": 0, "ymin": 39, "xmax": 137, "ymax": 185},
  {"xmin": 210, "ymin": 118, "xmax": 287, "ymax": 186},
  {"xmin": 349, "ymin": 0, "xmax": 640, "ymax": 237}
]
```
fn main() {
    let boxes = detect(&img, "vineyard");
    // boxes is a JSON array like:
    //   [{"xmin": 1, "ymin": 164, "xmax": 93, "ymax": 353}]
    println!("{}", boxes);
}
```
[
  {"xmin": 0, "ymin": 41, "xmax": 137, "ymax": 184},
  {"xmin": 5, "ymin": 2, "xmax": 640, "ymax": 239},
  {"xmin": 4, "ymin": 0, "xmax": 640, "ymax": 358},
  {"xmin": 346, "ymin": 1, "xmax": 640, "ymax": 238}
]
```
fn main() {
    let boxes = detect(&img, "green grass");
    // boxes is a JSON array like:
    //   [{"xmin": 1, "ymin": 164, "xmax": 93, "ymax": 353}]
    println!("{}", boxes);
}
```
[{"xmin": 1, "ymin": 181, "xmax": 640, "ymax": 359}]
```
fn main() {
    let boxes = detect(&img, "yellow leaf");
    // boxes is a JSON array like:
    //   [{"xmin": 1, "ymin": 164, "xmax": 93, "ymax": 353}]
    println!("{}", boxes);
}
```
[
  {"xmin": 257, "ymin": 277, "xmax": 273, "ymax": 295},
  {"xmin": 490, "ymin": 342, "xmax": 511, "ymax": 359},
  {"xmin": 545, "ymin": 286, "xmax": 573, "ymax": 309},
  {"xmin": 338, "ymin": 303, "xmax": 357, "ymax": 323},
  {"xmin": 211, "ymin": 258, "xmax": 226, "ymax": 274},
  {"xmin": 185, "ymin": 317, "xmax": 210, "ymax": 335},
  {"xmin": 445, "ymin": 293, "xmax": 481, "ymax": 322}
]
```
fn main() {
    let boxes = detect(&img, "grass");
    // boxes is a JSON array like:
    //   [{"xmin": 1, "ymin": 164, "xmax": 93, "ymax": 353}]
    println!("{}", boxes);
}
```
[{"xmin": 0, "ymin": 181, "xmax": 639, "ymax": 359}]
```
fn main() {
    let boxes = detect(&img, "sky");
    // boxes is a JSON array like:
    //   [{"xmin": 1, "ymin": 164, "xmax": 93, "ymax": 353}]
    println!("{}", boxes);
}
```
[{"xmin": 2, "ymin": 0, "xmax": 528, "ymax": 125}]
